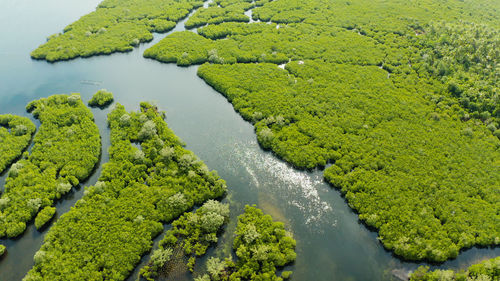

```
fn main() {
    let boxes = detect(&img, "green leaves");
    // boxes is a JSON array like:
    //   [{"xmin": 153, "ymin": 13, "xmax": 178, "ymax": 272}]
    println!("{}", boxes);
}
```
[
  {"xmin": 88, "ymin": 89, "xmax": 114, "ymax": 108},
  {"xmin": 0, "ymin": 114, "xmax": 36, "ymax": 173},
  {"xmin": 31, "ymin": 0, "xmax": 205, "ymax": 62},
  {"xmin": 25, "ymin": 102, "xmax": 226, "ymax": 280},
  {"xmin": 410, "ymin": 256, "xmax": 500, "ymax": 281},
  {"xmin": 0, "ymin": 94, "xmax": 100, "ymax": 238},
  {"xmin": 199, "ymin": 205, "xmax": 296, "ymax": 281}
]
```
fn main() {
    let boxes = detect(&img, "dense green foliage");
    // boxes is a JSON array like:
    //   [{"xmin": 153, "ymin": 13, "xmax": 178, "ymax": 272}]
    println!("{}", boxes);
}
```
[
  {"xmin": 145, "ymin": 0, "xmax": 500, "ymax": 262},
  {"xmin": 185, "ymin": 0, "xmax": 252, "ymax": 29},
  {"xmin": 196, "ymin": 205, "xmax": 296, "ymax": 281},
  {"xmin": 34, "ymin": 206, "xmax": 56, "ymax": 230},
  {"xmin": 197, "ymin": 62, "xmax": 500, "ymax": 262},
  {"xmin": 0, "ymin": 114, "xmax": 36, "ymax": 173},
  {"xmin": 418, "ymin": 21, "xmax": 500, "ymax": 134},
  {"xmin": 410, "ymin": 256, "xmax": 500, "ymax": 281},
  {"xmin": 88, "ymin": 89, "xmax": 114, "ymax": 108},
  {"xmin": 0, "ymin": 94, "xmax": 100, "ymax": 238},
  {"xmin": 31, "ymin": 0, "xmax": 204, "ymax": 62},
  {"xmin": 24, "ymin": 102, "xmax": 226, "ymax": 280},
  {"xmin": 139, "ymin": 200, "xmax": 229, "ymax": 280},
  {"xmin": 144, "ymin": 23, "xmax": 384, "ymax": 66},
  {"xmin": 0, "ymin": 244, "xmax": 5, "ymax": 256}
]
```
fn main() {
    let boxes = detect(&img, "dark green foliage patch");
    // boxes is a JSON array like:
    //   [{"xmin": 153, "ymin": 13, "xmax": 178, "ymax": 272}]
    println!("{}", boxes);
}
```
[{"xmin": 410, "ymin": 256, "xmax": 500, "ymax": 281}]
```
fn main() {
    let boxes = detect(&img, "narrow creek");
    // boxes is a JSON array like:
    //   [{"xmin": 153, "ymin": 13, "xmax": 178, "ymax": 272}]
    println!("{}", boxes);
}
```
[{"xmin": 0, "ymin": 0, "xmax": 498, "ymax": 280}]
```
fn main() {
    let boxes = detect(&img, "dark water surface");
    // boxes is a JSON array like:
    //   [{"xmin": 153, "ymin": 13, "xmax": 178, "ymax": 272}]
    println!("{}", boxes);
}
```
[{"xmin": 0, "ymin": 0, "xmax": 498, "ymax": 280}]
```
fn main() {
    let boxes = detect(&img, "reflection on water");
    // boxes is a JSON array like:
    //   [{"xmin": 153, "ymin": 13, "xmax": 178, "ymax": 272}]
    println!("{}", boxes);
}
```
[{"xmin": 232, "ymin": 141, "xmax": 336, "ymax": 229}]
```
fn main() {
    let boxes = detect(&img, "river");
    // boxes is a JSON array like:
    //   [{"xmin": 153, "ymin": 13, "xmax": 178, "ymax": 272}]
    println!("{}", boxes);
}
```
[{"xmin": 0, "ymin": 0, "xmax": 498, "ymax": 280}]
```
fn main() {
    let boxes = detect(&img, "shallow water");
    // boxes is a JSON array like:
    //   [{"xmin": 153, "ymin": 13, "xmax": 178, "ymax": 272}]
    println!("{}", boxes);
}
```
[{"xmin": 0, "ymin": 0, "xmax": 498, "ymax": 280}]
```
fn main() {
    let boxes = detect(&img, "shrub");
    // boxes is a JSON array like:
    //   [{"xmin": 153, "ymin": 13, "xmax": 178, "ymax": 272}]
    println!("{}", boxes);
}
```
[
  {"xmin": 34, "ymin": 206, "xmax": 56, "ymax": 229},
  {"xmin": 88, "ymin": 89, "xmax": 114, "ymax": 108}
]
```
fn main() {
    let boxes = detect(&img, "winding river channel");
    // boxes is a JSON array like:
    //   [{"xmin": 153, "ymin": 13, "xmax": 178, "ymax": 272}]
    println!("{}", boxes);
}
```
[{"xmin": 0, "ymin": 0, "xmax": 498, "ymax": 280}]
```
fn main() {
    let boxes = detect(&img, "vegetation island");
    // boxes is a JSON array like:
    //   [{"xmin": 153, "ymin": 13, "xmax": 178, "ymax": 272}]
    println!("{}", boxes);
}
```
[{"xmin": 0, "ymin": 0, "xmax": 497, "ymax": 279}]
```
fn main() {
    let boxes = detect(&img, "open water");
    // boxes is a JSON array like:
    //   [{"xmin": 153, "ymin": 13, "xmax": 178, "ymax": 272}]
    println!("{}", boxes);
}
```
[{"xmin": 0, "ymin": 0, "xmax": 498, "ymax": 280}]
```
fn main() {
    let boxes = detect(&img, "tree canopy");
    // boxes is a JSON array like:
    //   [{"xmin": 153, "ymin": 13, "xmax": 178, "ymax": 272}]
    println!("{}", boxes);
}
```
[
  {"xmin": 30, "ymin": 0, "xmax": 205, "ymax": 61},
  {"xmin": 24, "ymin": 102, "xmax": 226, "ymax": 281},
  {"xmin": 0, "ymin": 114, "xmax": 36, "ymax": 174},
  {"xmin": 0, "ymin": 94, "xmax": 100, "ymax": 238},
  {"xmin": 88, "ymin": 89, "xmax": 114, "ymax": 108},
  {"xmin": 144, "ymin": 0, "xmax": 500, "ymax": 262},
  {"xmin": 410, "ymin": 256, "xmax": 500, "ymax": 281},
  {"xmin": 196, "ymin": 205, "xmax": 296, "ymax": 281}
]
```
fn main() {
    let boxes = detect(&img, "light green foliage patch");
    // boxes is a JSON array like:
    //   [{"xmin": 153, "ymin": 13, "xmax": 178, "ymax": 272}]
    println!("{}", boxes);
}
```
[
  {"xmin": 24, "ymin": 102, "xmax": 226, "ymax": 281},
  {"xmin": 185, "ymin": 0, "xmax": 254, "ymax": 29},
  {"xmin": 197, "ymin": 22, "xmax": 272, "ymax": 39},
  {"xmin": 0, "ymin": 94, "xmax": 100, "ymax": 238},
  {"xmin": 197, "ymin": 205, "xmax": 296, "ymax": 281},
  {"xmin": 31, "ymin": 0, "xmax": 204, "ymax": 62},
  {"xmin": 0, "ymin": 244, "xmax": 5, "ymax": 256},
  {"xmin": 410, "ymin": 256, "xmax": 500, "ymax": 281},
  {"xmin": 139, "ymin": 200, "xmax": 229, "ymax": 280},
  {"xmin": 34, "ymin": 206, "xmax": 56, "ymax": 230},
  {"xmin": 88, "ymin": 89, "xmax": 114, "ymax": 108},
  {"xmin": 0, "ymin": 114, "xmax": 36, "ymax": 173}
]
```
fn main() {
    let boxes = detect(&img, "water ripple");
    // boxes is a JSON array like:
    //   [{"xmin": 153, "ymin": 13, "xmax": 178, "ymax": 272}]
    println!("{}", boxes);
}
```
[{"xmin": 231, "ymin": 141, "xmax": 337, "ymax": 231}]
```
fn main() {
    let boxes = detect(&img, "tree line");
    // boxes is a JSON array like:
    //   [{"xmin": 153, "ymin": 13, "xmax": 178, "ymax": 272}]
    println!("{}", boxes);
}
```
[{"xmin": 410, "ymin": 256, "xmax": 500, "ymax": 281}]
